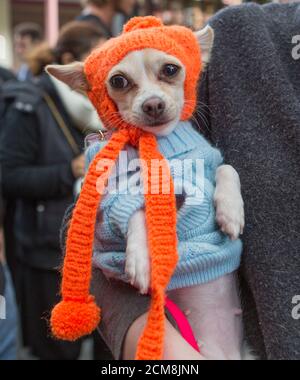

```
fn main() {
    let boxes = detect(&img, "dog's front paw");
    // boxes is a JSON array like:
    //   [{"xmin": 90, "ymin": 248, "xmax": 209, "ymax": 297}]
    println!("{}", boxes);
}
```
[
  {"xmin": 214, "ymin": 191, "xmax": 244, "ymax": 240},
  {"xmin": 125, "ymin": 244, "xmax": 150, "ymax": 294},
  {"xmin": 214, "ymin": 166, "xmax": 245, "ymax": 240},
  {"xmin": 126, "ymin": 210, "xmax": 150, "ymax": 294}
]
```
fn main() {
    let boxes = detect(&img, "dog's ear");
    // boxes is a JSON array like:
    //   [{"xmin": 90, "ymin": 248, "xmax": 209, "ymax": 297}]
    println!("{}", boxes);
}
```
[
  {"xmin": 195, "ymin": 25, "xmax": 214, "ymax": 68},
  {"xmin": 46, "ymin": 62, "xmax": 90, "ymax": 92}
]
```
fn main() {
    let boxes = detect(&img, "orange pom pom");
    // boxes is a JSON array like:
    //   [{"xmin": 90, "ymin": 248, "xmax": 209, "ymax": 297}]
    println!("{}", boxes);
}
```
[
  {"xmin": 51, "ymin": 297, "xmax": 101, "ymax": 341},
  {"xmin": 123, "ymin": 16, "xmax": 163, "ymax": 33}
]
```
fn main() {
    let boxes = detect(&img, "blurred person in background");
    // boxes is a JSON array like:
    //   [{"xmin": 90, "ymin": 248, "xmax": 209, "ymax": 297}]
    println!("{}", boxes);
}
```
[
  {"xmin": 0, "ymin": 67, "xmax": 19, "ymax": 291},
  {"xmin": 118, "ymin": 0, "xmax": 137, "ymax": 15},
  {"xmin": 0, "ymin": 67, "xmax": 16, "ymax": 86},
  {"xmin": 0, "ymin": 21, "xmax": 109, "ymax": 360},
  {"xmin": 0, "ymin": 184, "xmax": 18, "ymax": 361},
  {"xmin": 78, "ymin": 0, "xmax": 138, "ymax": 37},
  {"xmin": 0, "ymin": 67, "xmax": 18, "ymax": 361},
  {"xmin": 192, "ymin": 7, "xmax": 205, "ymax": 30},
  {"xmin": 185, "ymin": 6, "xmax": 205, "ymax": 30},
  {"xmin": 13, "ymin": 23, "xmax": 43, "ymax": 82},
  {"xmin": 112, "ymin": 0, "xmax": 138, "ymax": 35},
  {"xmin": 222, "ymin": 0, "xmax": 243, "ymax": 5},
  {"xmin": 77, "ymin": 0, "xmax": 116, "ymax": 38},
  {"xmin": 168, "ymin": 2, "xmax": 184, "ymax": 25}
]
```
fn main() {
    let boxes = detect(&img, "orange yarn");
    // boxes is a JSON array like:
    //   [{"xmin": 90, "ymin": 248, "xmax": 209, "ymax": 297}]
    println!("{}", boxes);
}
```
[{"xmin": 50, "ymin": 16, "xmax": 202, "ymax": 360}]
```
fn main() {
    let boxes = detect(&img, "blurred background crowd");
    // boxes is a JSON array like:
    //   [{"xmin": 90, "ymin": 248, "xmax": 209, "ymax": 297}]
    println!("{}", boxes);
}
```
[
  {"xmin": 0, "ymin": 0, "xmax": 285, "ymax": 70},
  {"xmin": 0, "ymin": 0, "xmax": 298, "ymax": 361}
]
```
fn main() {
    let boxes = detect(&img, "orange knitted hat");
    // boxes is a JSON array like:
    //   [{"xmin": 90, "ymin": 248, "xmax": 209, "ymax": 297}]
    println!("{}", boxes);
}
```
[{"xmin": 51, "ymin": 16, "xmax": 202, "ymax": 360}]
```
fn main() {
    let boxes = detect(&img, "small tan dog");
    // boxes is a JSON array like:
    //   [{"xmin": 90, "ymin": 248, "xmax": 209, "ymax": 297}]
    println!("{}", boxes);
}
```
[{"xmin": 48, "ymin": 25, "xmax": 253, "ymax": 359}]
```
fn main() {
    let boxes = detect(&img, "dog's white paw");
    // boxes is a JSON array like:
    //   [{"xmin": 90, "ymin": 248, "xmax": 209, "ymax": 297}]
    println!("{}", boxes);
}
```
[
  {"xmin": 214, "ymin": 166, "xmax": 245, "ymax": 241},
  {"xmin": 125, "ymin": 246, "xmax": 150, "ymax": 294},
  {"xmin": 214, "ymin": 192, "xmax": 244, "ymax": 240},
  {"xmin": 126, "ymin": 210, "xmax": 150, "ymax": 294}
]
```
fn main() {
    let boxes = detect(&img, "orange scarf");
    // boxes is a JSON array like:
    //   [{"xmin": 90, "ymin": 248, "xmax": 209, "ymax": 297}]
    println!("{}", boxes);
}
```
[{"xmin": 51, "ymin": 16, "xmax": 202, "ymax": 360}]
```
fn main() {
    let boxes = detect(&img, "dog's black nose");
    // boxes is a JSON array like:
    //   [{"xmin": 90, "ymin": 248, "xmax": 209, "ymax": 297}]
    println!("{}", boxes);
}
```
[{"xmin": 142, "ymin": 97, "xmax": 166, "ymax": 118}]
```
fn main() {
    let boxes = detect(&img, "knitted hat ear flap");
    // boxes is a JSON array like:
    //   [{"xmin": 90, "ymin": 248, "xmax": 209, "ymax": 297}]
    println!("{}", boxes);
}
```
[
  {"xmin": 51, "ymin": 130, "xmax": 130, "ymax": 341},
  {"xmin": 135, "ymin": 133, "xmax": 178, "ymax": 360}
]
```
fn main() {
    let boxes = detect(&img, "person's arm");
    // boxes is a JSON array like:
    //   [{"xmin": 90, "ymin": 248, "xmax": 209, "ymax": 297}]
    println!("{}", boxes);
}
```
[
  {"xmin": 0, "ymin": 106, "xmax": 77, "ymax": 200},
  {"xmin": 196, "ymin": 66, "xmax": 244, "ymax": 241}
]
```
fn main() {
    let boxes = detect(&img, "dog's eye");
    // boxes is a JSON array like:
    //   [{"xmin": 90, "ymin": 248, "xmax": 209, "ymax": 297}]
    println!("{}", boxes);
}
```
[
  {"xmin": 162, "ymin": 64, "xmax": 180, "ymax": 78},
  {"xmin": 110, "ymin": 75, "xmax": 129, "ymax": 89}
]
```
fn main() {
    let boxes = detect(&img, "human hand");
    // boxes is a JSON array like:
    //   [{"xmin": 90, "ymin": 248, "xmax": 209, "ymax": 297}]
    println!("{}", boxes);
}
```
[{"xmin": 71, "ymin": 154, "xmax": 85, "ymax": 179}]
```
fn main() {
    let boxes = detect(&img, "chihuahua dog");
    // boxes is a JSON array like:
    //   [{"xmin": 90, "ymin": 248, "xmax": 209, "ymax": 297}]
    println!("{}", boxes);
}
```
[{"xmin": 48, "ymin": 25, "xmax": 253, "ymax": 360}]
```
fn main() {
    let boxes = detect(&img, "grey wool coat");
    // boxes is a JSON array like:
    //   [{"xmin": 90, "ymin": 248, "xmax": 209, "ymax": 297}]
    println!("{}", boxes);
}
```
[{"xmin": 196, "ymin": 3, "xmax": 300, "ymax": 359}]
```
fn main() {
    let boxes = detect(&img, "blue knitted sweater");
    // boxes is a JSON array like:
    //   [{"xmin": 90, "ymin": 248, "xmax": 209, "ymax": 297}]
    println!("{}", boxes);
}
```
[{"xmin": 86, "ymin": 121, "xmax": 242, "ymax": 290}]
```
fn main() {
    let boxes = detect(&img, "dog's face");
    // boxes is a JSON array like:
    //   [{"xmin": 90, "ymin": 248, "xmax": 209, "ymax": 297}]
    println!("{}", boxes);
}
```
[
  {"xmin": 46, "ymin": 25, "xmax": 214, "ymax": 137},
  {"xmin": 106, "ymin": 49, "xmax": 186, "ymax": 136}
]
